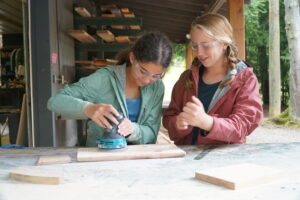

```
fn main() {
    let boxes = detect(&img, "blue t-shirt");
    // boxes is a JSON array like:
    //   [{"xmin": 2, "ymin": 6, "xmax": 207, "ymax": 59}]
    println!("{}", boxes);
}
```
[{"xmin": 126, "ymin": 97, "xmax": 142, "ymax": 122}]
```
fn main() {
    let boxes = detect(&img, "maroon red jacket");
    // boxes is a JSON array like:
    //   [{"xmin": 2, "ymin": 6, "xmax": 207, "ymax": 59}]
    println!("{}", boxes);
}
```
[{"xmin": 163, "ymin": 61, "xmax": 263, "ymax": 145}]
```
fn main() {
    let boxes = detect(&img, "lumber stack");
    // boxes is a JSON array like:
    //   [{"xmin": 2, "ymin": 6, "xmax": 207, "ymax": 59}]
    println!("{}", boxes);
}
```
[{"xmin": 68, "ymin": 5, "xmax": 141, "ymax": 44}]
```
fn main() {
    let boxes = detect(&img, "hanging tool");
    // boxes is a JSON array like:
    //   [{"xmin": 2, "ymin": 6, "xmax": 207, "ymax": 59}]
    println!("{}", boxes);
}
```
[{"xmin": 96, "ymin": 113, "xmax": 127, "ymax": 149}]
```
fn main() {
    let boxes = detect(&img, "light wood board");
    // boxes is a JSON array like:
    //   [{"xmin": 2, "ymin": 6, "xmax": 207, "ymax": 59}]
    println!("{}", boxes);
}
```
[
  {"xmin": 16, "ymin": 94, "xmax": 27, "ymax": 145},
  {"xmin": 9, "ymin": 166, "xmax": 63, "ymax": 185},
  {"xmin": 195, "ymin": 163, "xmax": 286, "ymax": 190},
  {"xmin": 77, "ymin": 144, "xmax": 186, "ymax": 162},
  {"xmin": 74, "ymin": 7, "xmax": 91, "ymax": 17},
  {"xmin": 36, "ymin": 154, "xmax": 71, "ymax": 166},
  {"xmin": 96, "ymin": 30, "xmax": 115, "ymax": 42},
  {"xmin": 68, "ymin": 30, "xmax": 96, "ymax": 43}
]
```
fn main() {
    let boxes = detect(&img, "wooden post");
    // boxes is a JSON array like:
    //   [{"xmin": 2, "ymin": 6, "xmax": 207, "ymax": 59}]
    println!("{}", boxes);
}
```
[
  {"xmin": 269, "ymin": 0, "xmax": 281, "ymax": 117},
  {"xmin": 227, "ymin": 0, "xmax": 245, "ymax": 60},
  {"xmin": 186, "ymin": 44, "xmax": 194, "ymax": 69}
]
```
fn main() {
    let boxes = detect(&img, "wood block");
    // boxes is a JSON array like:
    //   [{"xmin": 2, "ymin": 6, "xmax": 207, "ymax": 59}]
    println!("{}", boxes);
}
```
[
  {"xmin": 121, "ymin": 8, "xmax": 130, "ymax": 13},
  {"xmin": 101, "ymin": 4, "xmax": 118, "ymax": 12},
  {"xmin": 9, "ymin": 166, "xmax": 63, "ymax": 185},
  {"xmin": 77, "ymin": 144, "xmax": 186, "ymax": 162},
  {"xmin": 96, "ymin": 30, "xmax": 115, "ymax": 42},
  {"xmin": 101, "ymin": 13, "xmax": 115, "ymax": 18},
  {"xmin": 75, "ymin": 60, "xmax": 107, "ymax": 66},
  {"xmin": 68, "ymin": 30, "xmax": 96, "ymax": 43},
  {"xmin": 110, "ymin": 8, "xmax": 122, "ymax": 17},
  {"xmin": 195, "ymin": 163, "xmax": 286, "ymax": 190},
  {"xmin": 115, "ymin": 36, "xmax": 131, "ymax": 43},
  {"xmin": 130, "ymin": 26, "xmax": 141, "ymax": 30},
  {"xmin": 36, "ymin": 154, "xmax": 71, "ymax": 166},
  {"xmin": 16, "ymin": 94, "xmax": 27, "ymax": 146},
  {"xmin": 123, "ymin": 13, "xmax": 135, "ymax": 18},
  {"xmin": 123, "ymin": 13, "xmax": 141, "ymax": 30},
  {"xmin": 74, "ymin": 7, "xmax": 91, "ymax": 17}
]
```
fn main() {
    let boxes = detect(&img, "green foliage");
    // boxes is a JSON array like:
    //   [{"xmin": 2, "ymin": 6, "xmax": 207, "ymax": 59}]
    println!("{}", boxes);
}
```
[
  {"xmin": 267, "ymin": 108, "xmax": 300, "ymax": 128},
  {"xmin": 172, "ymin": 43, "xmax": 186, "ymax": 62},
  {"xmin": 245, "ymin": 0, "xmax": 290, "ymax": 106}
]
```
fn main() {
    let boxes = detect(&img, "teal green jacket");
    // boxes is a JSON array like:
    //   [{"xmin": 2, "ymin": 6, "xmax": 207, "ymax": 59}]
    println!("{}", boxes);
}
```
[{"xmin": 47, "ymin": 64, "xmax": 164, "ymax": 146}]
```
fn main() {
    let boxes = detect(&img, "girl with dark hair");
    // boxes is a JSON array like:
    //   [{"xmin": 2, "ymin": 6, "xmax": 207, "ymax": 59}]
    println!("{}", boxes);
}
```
[
  {"xmin": 48, "ymin": 32, "xmax": 172, "ymax": 146},
  {"xmin": 163, "ymin": 13, "xmax": 263, "ymax": 145}
]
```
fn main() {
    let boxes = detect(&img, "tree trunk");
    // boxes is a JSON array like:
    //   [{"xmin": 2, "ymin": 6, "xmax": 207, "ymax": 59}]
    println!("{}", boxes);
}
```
[
  {"xmin": 285, "ymin": 0, "xmax": 300, "ymax": 121},
  {"xmin": 269, "ymin": 0, "xmax": 281, "ymax": 117}
]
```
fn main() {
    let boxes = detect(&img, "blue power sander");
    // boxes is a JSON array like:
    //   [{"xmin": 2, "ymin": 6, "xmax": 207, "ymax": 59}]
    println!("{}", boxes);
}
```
[{"xmin": 96, "ymin": 113, "xmax": 127, "ymax": 149}]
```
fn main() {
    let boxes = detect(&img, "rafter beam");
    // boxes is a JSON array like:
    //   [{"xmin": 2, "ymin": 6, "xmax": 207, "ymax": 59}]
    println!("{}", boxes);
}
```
[{"xmin": 206, "ymin": 0, "xmax": 226, "ymax": 13}]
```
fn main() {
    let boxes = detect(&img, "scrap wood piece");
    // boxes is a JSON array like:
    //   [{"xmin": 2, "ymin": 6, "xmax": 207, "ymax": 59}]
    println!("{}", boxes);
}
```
[
  {"xmin": 36, "ymin": 154, "xmax": 71, "ymax": 166},
  {"xmin": 75, "ymin": 59, "xmax": 107, "ymax": 67},
  {"xmin": 68, "ymin": 30, "xmax": 96, "ymax": 43},
  {"xmin": 9, "ymin": 166, "xmax": 63, "ymax": 185},
  {"xmin": 77, "ymin": 144, "xmax": 186, "ymax": 162},
  {"xmin": 110, "ymin": 8, "xmax": 123, "ymax": 17},
  {"xmin": 101, "ymin": 4, "xmax": 118, "ymax": 12},
  {"xmin": 74, "ymin": 7, "xmax": 91, "ymax": 17},
  {"xmin": 195, "ymin": 163, "xmax": 286, "ymax": 190},
  {"xmin": 123, "ymin": 13, "xmax": 141, "ymax": 30},
  {"xmin": 96, "ymin": 30, "xmax": 115, "ymax": 42},
  {"xmin": 115, "ymin": 36, "xmax": 131, "ymax": 43},
  {"xmin": 123, "ymin": 13, "xmax": 135, "ymax": 18},
  {"xmin": 121, "ymin": 8, "xmax": 130, "ymax": 13},
  {"xmin": 100, "ymin": 14, "xmax": 125, "ymax": 29},
  {"xmin": 101, "ymin": 13, "xmax": 116, "ymax": 18}
]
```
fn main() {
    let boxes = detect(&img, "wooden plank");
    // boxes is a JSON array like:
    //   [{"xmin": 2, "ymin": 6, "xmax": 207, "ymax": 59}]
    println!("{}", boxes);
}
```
[
  {"xmin": 121, "ymin": 8, "xmax": 130, "ymax": 13},
  {"xmin": 9, "ymin": 166, "xmax": 63, "ymax": 185},
  {"xmin": 227, "ymin": 0, "xmax": 245, "ymax": 60},
  {"xmin": 36, "ymin": 154, "xmax": 71, "ymax": 166},
  {"xmin": 110, "ymin": 8, "xmax": 123, "ymax": 17},
  {"xmin": 75, "ymin": 59, "xmax": 107, "ymax": 66},
  {"xmin": 77, "ymin": 144, "xmax": 186, "ymax": 162},
  {"xmin": 100, "ymin": 4, "xmax": 118, "ymax": 12},
  {"xmin": 101, "ymin": 13, "xmax": 116, "ymax": 18},
  {"xmin": 206, "ymin": 0, "xmax": 226, "ymax": 13},
  {"xmin": 101, "ymin": 12, "xmax": 125, "ymax": 29},
  {"xmin": 16, "ymin": 94, "xmax": 27, "ymax": 146},
  {"xmin": 68, "ymin": 30, "xmax": 96, "ymax": 43},
  {"xmin": 124, "ymin": 13, "xmax": 141, "ymax": 30},
  {"xmin": 115, "ymin": 36, "xmax": 131, "ymax": 43},
  {"xmin": 74, "ymin": 7, "xmax": 91, "ymax": 17},
  {"xmin": 96, "ymin": 30, "xmax": 115, "ymax": 42},
  {"xmin": 195, "ymin": 163, "xmax": 286, "ymax": 190}
]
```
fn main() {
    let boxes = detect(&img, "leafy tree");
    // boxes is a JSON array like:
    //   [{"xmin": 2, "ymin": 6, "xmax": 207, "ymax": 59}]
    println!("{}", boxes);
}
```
[{"xmin": 245, "ymin": 0, "xmax": 290, "ymax": 108}]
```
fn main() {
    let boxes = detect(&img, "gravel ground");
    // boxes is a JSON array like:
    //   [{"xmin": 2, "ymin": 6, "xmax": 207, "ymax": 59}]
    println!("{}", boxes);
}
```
[
  {"xmin": 247, "ymin": 122, "xmax": 300, "ymax": 144},
  {"xmin": 158, "ymin": 122, "xmax": 300, "ymax": 144}
]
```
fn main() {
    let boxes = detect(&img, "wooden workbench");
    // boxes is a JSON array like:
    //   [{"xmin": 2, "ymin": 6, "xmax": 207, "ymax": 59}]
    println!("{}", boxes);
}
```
[{"xmin": 0, "ymin": 143, "xmax": 300, "ymax": 200}]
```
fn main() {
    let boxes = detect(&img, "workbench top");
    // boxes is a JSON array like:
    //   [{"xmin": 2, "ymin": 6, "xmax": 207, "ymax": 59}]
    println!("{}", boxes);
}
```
[{"xmin": 0, "ymin": 143, "xmax": 300, "ymax": 200}]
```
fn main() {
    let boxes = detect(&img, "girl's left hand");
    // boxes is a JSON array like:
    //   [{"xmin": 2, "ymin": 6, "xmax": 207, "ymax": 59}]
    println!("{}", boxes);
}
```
[
  {"xmin": 118, "ymin": 118, "xmax": 134, "ymax": 137},
  {"xmin": 181, "ymin": 96, "xmax": 214, "ymax": 131}
]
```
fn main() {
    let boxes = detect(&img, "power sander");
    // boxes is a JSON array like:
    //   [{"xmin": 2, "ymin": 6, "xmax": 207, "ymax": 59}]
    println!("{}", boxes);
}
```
[{"xmin": 96, "ymin": 113, "xmax": 127, "ymax": 149}]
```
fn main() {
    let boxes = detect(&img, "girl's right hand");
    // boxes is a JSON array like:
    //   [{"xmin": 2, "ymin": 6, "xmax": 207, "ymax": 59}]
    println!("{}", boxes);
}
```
[{"xmin": 84, "ymin": 103, "xmax": 120, "ymax": 129}]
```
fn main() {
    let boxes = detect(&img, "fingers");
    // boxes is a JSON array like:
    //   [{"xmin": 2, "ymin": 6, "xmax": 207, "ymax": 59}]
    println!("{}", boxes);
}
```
[
  {"xmin": 118, "ymin": 118, "xmax": 133, "ymax": 136},
  {"xmin": 191, "ymin": 96, "xmax": 203, "ymax": 107},
  {"xmin": 84, "ymin": 103, "xmax": 120, "ymax": 129},
  {"xmin": 176, "ymin": 113, "xmax": 189, "ymax": 130},
  {"xmin": 105, "ymin": 111, "xmax": 119, "ymax": 125}
]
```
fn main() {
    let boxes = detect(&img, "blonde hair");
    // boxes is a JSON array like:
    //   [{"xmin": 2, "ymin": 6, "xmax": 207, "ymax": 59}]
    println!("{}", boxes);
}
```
[{"xmin": 184, "ymin": 13, "xmax": 238, "ymax": 89}]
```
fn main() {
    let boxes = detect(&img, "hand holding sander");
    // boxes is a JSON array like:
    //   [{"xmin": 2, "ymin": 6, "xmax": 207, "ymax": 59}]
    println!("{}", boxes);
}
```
[{"xmin": 96, "ymin": 113, "xmax": 127, "ymax": 149}]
